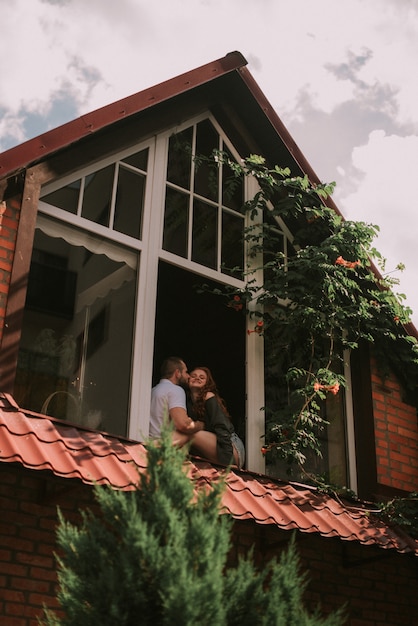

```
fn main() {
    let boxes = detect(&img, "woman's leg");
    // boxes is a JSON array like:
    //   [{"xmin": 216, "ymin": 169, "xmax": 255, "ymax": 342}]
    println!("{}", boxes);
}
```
[
  {"xmin": 230, "ymin": 432, "xmax": 245, "ymax": 469},
  {"xmin": 190, "ymin": 430, "xmax": 219, "ymax": 464},
  {"xmin": 232, "ymin": 445, "xmax": 240, "ymax": 467},
  {"xmin": 191, "ymin": 431, "xmax": 240, "ymax": 467}
]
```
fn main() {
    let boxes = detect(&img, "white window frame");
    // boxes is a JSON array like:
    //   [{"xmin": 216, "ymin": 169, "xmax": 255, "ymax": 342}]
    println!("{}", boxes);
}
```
[
  {"xmin": 35, "ymin": 111, "xmax": 357, "ymax": 481},
  {"xmin": 38, "ymin": 115, "xmax": 256, "ymax": 455},
  {"xmin": 245, "ymin": 174, "xmax": 266, "ymax": 473},
  {"xmin": 343, "ymin": 348, "xmax": 358, "ymax": 492},
  {"xmin": 133, "ymin": 114, "xmax": 251, "ymax": 443}
]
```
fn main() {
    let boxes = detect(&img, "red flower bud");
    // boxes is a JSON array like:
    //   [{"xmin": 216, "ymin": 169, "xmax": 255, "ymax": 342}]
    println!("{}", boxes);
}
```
[
  {"xmin": 248, "ymin": 320, "xmax": 264, "ymax": 335},
  {"xmin": 335, "ymin": 255, "xmax": 361, "ymax": 269}
]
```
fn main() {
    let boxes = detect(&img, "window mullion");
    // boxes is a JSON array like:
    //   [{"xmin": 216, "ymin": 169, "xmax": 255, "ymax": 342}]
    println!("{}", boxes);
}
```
[
  {"xmin": 188, "ymin": 126, "xmax": 197, "ymax": 261},
  {"xmin": 77, "ymin": 178, "xmax": 85, "ymax": 217},
  {"xmin": 245, "ymin": 174, "xmax": 265, "ymax": 474},
  {"xmin": 128, "ymin": 136, "xmax": 164, "ymax": 441},
  {"xmin": 217, "ymin": 142, "xmax": 223, "ymax": 272},
  {"xmin": 108, "ymin": 163, "xmax": 119, "ymax": 230}
]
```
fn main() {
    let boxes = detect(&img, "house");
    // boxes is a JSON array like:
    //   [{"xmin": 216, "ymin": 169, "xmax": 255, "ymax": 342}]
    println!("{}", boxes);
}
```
[{"xmin": 0, "ymin": 52, "xmax": 417, "ymax": 625}]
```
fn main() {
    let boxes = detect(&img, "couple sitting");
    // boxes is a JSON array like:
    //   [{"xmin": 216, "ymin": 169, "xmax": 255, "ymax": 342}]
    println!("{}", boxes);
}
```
[{"xmin": 149, "ymin": 357, "xmax": 245, "ymax": 469}]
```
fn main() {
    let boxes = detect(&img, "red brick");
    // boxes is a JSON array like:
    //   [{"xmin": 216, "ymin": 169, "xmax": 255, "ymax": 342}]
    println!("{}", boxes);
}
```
[
  {"xmin": 0, "ymin": 563, "xmax": 28, "ymax": 577},
  {"xmin": 0, "ymin": 238, "xmax": 16, "ymax": 250},
  {"xmin": 12, "ymin": 578, "xmax": 51, "ymax": 593},
  {"xmin": 5, "ymin": 602, "xmax": 25, "ymax": 617},
  {"xmin": 16, "ymin": 552, "xmax": 54, "ymax": 569},
  {"xmin": 1, "ymin": 617, "xmax": 27, "ymax": 626},
  {"xmin": 1, "ymin": 590, "xmax": 26, "ymax": 603},
  {"xmin": 29, "ymin": 567, "xmax": 57, "ymax": 583}
]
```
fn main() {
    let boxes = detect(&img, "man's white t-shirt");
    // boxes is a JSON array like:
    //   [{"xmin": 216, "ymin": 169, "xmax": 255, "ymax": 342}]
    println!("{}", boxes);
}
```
[{"xmin": 149, "ymin": 378, "xmax": 187, "ymax": 438}]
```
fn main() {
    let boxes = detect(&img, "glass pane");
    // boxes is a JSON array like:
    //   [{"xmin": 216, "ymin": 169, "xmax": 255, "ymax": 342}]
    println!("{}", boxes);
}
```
[
  {"xmin": 42, "ymin": 179, "xmax": 81, "ymax": 214},
  {"xmin": 194, "ymin": 119, "xmax": 219, "ymax": 201},
  {"xmin": 263, "ymin": 224, "xmax": 285, "ymax": 284},
  {"xmin": 298, "ymin": 394, "xmax": 347, "ymax": 486},
  {"xmin": 82, "ymin": 165, "xmax": 114, "ymax": 226},
  {"xmin": 121, "ymin": 148, "xmax": 148, "ymax": 171},
  {"xmin": 321, "ymin": 391, "xmax": 348, "ymax": 486},
  {"xmin": 114, "ymin": 166, "xmax": 145, "ymax": 239},
  {"xmin": 222, "ymin": 149, "xmax": 244, "ymax": 212},
  {"xmin": 192, "ymin": 199, "xmax": 217, "ymax": 269},
  {"xmin": 222, "ymin": 211, "xmax": 244, "ymax": 278},
  {"xmin": 163, "ymin": 187, "xmax": 189, "ymax": 258},
  {"xmin": 264, "ymin": 330, "xmax": 348, "ymax": 485},
  {"xmin": 167, "ymin": 127, "xmax": 193, "ymax": 189},
  {"xmin": 14, "ymin": 227, "xmax": 137, "ymax": 438}
]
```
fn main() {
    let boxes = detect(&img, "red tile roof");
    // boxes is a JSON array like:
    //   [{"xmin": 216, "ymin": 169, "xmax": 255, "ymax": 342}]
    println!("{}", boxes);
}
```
[{"xmin": 1, "ymin": 393, "xmax": 416, "ymax": 556}]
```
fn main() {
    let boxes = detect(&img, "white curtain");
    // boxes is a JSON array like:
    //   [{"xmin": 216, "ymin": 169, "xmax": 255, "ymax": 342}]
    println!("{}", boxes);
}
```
[{"xmin": 37, "ymin": 214, "xmax": 137, "ymax": 269}]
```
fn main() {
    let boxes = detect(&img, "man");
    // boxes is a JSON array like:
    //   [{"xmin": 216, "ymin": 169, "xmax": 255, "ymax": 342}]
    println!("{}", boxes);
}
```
[{"xmin": 150, "ymin": 356, "xmax": 204, "ymax": 445}]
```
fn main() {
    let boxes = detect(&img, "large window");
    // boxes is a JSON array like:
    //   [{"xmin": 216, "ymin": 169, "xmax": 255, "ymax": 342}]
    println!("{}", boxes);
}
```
[
  {"xmin": 14, "ymin": 117, "xmax": 250, "ymax": 444},
  {"xmin": 15, "ymin": 218, "xmax": 138, "ymax": 436},
  {"xmin": 261, "ymin": 212, "xmax": 350, "ymax": 485},
  {"xmin": 14, "ymin": 146, "xmax": 149, "ymax": 436},
  {"xmin": 12, "ymin": 113, "xmax": 354, "ymax": 484}
]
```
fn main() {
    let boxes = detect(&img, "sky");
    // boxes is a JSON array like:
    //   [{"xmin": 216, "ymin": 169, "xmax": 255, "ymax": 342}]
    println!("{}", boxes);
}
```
[{"xmin": 1, "ymin": 0, "xmax": 418, "ymax": 325}]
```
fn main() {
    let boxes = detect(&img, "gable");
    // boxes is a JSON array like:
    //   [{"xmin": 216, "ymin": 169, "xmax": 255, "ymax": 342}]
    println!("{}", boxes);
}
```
[{"xmin": 0, "ymin": 51, "xmax": 329, "ymax": 198}]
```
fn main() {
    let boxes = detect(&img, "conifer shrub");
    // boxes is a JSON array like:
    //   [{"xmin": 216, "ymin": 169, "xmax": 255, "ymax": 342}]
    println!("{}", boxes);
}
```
[{"xmin": 40, "ymin": 425, "xmax": 345, "ymax": 625}]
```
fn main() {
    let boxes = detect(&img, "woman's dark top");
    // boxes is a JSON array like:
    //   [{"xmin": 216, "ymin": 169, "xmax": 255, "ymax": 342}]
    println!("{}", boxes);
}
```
[{"xmin": 189, "ymin": 396, "xmax": 235, "ymax": 465}]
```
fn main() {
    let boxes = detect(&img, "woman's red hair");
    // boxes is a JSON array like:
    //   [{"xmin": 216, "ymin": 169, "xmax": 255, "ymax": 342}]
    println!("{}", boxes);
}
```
[{"xmin": 190, "ymin": 366, "xmax": 231, "ymax": 420}]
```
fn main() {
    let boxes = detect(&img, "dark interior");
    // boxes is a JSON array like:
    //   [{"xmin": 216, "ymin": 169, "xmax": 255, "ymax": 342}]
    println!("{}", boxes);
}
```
[{"xmin": 153, "ymin": 261, "xmax": 246, "ymax": 441}]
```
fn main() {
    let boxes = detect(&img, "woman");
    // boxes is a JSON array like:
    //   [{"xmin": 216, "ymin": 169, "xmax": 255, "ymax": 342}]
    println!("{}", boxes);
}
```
[{"xmin": 188, "ymin": 366, "xmax": 245, "ymax": 469}]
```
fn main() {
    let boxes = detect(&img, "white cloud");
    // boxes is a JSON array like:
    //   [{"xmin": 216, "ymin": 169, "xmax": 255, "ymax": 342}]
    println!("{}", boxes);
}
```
[
  {"xmin": 339, "ymin": 130, "xmax": 418, "ymax": 319},
  {"xmin": 1, "ymin": 0, "xmax": 417, "ymax": 140},
  {"xmin": 1, "ymin": 0, "xmax": 418, "ymax": 325}
]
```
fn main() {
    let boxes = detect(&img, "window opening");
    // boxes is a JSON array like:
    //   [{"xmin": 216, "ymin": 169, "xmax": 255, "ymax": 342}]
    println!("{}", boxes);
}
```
[{"xmin": 152, "ymin": 261, "xmax": 246, "ymax": 445}]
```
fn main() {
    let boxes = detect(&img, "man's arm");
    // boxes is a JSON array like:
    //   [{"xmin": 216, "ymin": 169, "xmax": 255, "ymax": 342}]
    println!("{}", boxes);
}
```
[{"xmin": 169, "ymin": 407, "xmax": 204, "ymax": 434}]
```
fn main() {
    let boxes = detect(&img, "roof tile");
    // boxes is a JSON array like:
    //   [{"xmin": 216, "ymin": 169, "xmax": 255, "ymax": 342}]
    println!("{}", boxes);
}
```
[{"xmin": 0, "ymin": 393, "xmax": 416, "ymax": 556}]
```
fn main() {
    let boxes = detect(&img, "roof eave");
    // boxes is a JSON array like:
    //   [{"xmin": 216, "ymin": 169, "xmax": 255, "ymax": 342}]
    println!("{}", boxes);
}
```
[
  {"xmin": 1, "ymin": 393, "xmax": 417, "ymax": 557},
  {"xmin": 0, "ymin": 51, "xmax": 248, "ymax": 180}
]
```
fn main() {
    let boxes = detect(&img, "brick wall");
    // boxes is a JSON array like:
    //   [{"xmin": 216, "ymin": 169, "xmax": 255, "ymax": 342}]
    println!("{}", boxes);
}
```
[
  {"xmin": 232, "ymin": 521, "xmax": 418, "ymax": 626},
  {"xmin": 0, "ymin": 464, "xmax": 94, "ymax": 626},
  {"xmin": 371, "ymin": 362, "xmax": 418, "ymax": 492},
  {"xmin": 1, "ymin": 463, "xmax": 417, "ymax": 626}
]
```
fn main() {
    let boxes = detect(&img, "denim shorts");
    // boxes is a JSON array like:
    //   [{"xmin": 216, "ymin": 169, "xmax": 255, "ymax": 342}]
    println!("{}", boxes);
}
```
[{"xmin": 231, "ymin": 432, "xmax": 245, "ymax": 469}]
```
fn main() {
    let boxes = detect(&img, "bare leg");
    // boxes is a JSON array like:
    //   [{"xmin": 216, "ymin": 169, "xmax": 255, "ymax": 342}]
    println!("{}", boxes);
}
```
[
  {"xmin": 190, "ymin": 430, "xmax": 219, "ymax": 464},
  {"xmin": 231, "ymin": 445, "xmax": 240, "ymax": 467},
  {"xmin": 190, "ymin": 431, "xmax": 240, "ymax": 467}
]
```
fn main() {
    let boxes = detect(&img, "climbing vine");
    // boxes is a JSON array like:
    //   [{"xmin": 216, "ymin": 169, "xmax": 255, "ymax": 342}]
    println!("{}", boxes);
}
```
[
  {"xmin": 378, "ymin": 491, "xmax": 418, "ymax": 538},
  {"xmin": 200, "ymin": 152, "xmax": 418, "ymax": 487}
]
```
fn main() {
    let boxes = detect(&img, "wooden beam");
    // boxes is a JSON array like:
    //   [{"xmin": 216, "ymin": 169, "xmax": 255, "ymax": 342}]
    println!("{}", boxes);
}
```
[{"xmin": 0, "ymin": 166, "xmax": 41, "ymax": 392}]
